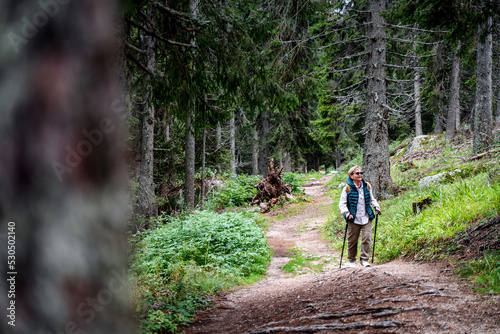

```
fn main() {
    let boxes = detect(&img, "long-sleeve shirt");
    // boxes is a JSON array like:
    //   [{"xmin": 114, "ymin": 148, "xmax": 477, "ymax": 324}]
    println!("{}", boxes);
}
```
[{"xmin": 339, "ymin": 182, "xmax": 380, "ymax": 225}]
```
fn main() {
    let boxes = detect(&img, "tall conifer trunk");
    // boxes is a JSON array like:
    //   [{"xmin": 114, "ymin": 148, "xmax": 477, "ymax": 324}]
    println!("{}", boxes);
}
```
[
  {"xmin": 363, "ymin": 0, "xmax": 394, "ymax": 198},
  {"xmin": 414, "ymin": 70, "xmax": 423, "ymax": 136},
  {"xmin": 473, "ymin": 18, "xmax": 493, "ymax": 154},
  {"xmin": 258, "ymin": 108, "xmax": 270, "ymax": 176},
  {"xmin": 135, "ymin": 7, "xmax": 156, "ymax": 218},
  {"xmin": 497, "ymin": 48, "xmax": 500, "ymax": 122},
  {"xmin": 184, "ymin": 0, "xmax": 198, "ymax": 211},
  {"xmin": 0, "ymin": 1, "xmax": 132, "ymax": 332},
  {"xmin": 184, "ymin": 111, "xmax": 196, "ymax": 211},
  {"xmin": 495, "ymin": 47, "xmax": 500, "ymax": 122},
  {"xmin": 230, "ymin": 114, "xmax": 236, "ymax": 175},
  {"xmin": 201, "ymin": 127, "xmax": 206, "ymax": 209},
  {"xmin": 252, "ymin": 125, "xmax": 259, "ymax": 175},
  {"xmin": 446, "ymin": 43, "xmax": 461, "ymax": 142}
]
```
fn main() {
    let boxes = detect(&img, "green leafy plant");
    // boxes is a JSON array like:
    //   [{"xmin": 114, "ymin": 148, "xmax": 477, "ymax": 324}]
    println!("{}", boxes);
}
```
[
  {"xmin": 282, "ymin": 172, "xmax": 306, "ymax": 194},
  {"xmin": 130, "ymin": 211, "xmax": 272, "ymax": 332},
  {"xmin": 208, "ymin": 174, "xmax": 261, "ymax": 209}
]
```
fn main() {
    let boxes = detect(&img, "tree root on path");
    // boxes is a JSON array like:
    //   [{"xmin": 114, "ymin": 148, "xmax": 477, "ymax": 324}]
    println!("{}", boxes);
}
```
[
  {"xmin": 414, "ymin": 290, "xmax": 459, "ymax": 298},
  {"xmin": 366, "ymin": 290, "xmax": 458, "ymax": 306},
  {"xmin": 249, "ymin": 320, "xmax": 404, "ymax": 333},
  {"xmin": 251, "ymin": 307, "xmax": 428, "ymax": 332}
]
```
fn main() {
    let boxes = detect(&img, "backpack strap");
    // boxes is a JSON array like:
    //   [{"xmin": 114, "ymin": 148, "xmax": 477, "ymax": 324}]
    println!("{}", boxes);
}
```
[{"xmin": 367, "ymin": 182, "xmax": 371, "ymax": 191}]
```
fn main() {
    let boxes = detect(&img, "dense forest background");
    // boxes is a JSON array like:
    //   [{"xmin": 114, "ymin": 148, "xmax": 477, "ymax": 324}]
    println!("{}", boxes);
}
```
[
  {"xmin": 1, "ymin": 1, "xmax": 500, "ymax": 333},
  {"xmin": 124, "ymin": 0, "xmax": 500, "ymax": 226}
]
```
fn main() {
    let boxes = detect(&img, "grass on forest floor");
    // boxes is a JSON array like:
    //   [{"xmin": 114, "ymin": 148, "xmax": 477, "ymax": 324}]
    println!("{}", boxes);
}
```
[
  {"xmin": 324, "ymin": 134, "xmax": 500, "ymax": 295},
  {"xmin": 456, "ymin": 250, "xmax": 500, "ymax": 295},
  {"xmin": 282, "ymin": 248, "xmax": 332, "ymax": 275}
]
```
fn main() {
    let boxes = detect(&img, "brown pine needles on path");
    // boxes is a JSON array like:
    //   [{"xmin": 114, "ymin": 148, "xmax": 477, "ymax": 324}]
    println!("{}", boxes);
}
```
[{"xmin": 186, "ymin": 175, "xmax": 500, "ymax": 334}]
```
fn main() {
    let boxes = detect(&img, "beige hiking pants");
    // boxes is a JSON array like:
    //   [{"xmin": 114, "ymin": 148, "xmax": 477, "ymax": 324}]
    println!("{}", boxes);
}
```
[{"xmin": 347, "ymin": 220, "xmax": 372, "ymax": 262}]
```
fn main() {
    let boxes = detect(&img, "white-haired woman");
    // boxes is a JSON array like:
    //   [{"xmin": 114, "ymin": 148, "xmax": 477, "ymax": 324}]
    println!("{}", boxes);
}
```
[{"xmin": 339, "ymin": 165, "xmax": 381, "ymax": 267}]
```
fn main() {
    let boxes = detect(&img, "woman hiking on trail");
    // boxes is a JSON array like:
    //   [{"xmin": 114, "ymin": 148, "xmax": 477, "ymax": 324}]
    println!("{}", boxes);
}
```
[{"xmin": 339, "ymin": 165, "xmax": 381, "ymax": 268}]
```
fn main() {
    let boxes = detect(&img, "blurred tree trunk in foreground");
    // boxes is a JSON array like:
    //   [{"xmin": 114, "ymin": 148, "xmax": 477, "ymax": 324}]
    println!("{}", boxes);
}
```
[{"xmin": 0, "ymin": 1, "xmax": 133, "ymax": 333}]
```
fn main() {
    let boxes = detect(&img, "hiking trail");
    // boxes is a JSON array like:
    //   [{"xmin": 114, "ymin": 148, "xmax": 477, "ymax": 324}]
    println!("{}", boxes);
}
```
[{"xmin": 186, "ymin": 175, "xmax": 500, "ymax": 334}]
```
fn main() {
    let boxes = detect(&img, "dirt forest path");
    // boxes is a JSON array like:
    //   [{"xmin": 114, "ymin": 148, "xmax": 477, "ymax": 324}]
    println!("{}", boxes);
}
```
[{"xmin": 186, "ymin": 175, "xmax": 500, "ymax": 334}]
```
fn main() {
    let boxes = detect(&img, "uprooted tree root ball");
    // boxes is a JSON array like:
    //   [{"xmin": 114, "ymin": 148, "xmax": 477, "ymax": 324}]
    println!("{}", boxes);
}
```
[{"xmin": 252, "ymin": 163, "xmax": 293, "ymax": 213}]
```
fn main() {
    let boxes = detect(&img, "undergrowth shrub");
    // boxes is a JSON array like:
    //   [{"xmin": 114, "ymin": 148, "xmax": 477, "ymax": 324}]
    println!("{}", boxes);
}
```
[
  {"xmin": 282, "ymin": 172, "xmax": 306, "ymax": 194},
  {"xmin": 130, "ymin": 211, "xmax": 271, "ymax": 333},
  {"xmin": 208, "ymin": 174, "xmax": 260, "ymax": 209}
]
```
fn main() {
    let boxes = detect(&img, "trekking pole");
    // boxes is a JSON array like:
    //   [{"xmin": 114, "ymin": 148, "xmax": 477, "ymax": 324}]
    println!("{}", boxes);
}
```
[
  {"xmin": 339, "ymin": 219, "xmax": 349, "ymax": 269},
  {"xmin": 371, "ymin": 213, "xmax": 379, "ymax": 263}
]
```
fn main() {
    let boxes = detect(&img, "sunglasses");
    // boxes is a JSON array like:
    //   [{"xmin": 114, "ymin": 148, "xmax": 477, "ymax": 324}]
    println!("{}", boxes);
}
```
[{"xmin": 354, "ymin": 172, "xmax": 364, "ymax": 175}]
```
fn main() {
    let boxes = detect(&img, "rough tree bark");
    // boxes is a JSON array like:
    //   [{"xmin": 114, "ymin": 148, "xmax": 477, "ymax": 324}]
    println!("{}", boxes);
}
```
[
  {"xmin": 184, "ymin": 111, "xmax": 196, "ymax": 211},
  {"xmin": 201, "ymin": 127, "xmax": 206, "ymax": 209},
  {"xmin": 414, "ymin": 70, "xmax": 423, "ymax": 136},
  {"xmin": 473, "ymin": 18, "xmax": 493, "ymax": 154},
  {"xmin": 258, "ymin": 108, "xmax": 270, "ymax": 177},
  {"xmin": 137, "ymin": 8, "xmax": 156, "ymax": 218},
  {"xmin": 433, "ymin": 107, "xmax": 444, "ymax": 134},
  {"xmin": 283, "ymin": 151, "xmax": 292, "ymax": 172},
  {"xmin": 497, "ymin": 46, "xmax": 500, "ymax": 122},
  {"xmin": 216, "ymin": 121, "xmax": 222, "ymax": 149},
  {"xmin": 363, "ymin": 0, "xmax": 394, "ymax": 198},
  {"xmin": 252, "ymin": 125, "xmax": 260, "ymax": 175},
  {"xmin": 184, "ymin": 0, "xmax": 198, "ymax": 211},
  {"xmin": 0, "ymin": 1, "xmax": 132, "ymax": 333},
  {"xmin": 216, "ymin": 121, "xmax": 222, "ymax": 172},
  {"xmin": 163, "ymin": 111, "xmax": 171, "ymax": 142},
  {"xmin": 336, "ymin": 147, "xmax": 341, "ymax": 170},
  {"xmin": 446, "ymin": 43, "xmax": 461, "ymax": 142},
  {"xmin": 230, "ymin": 113, "xmax": 236, "ymax": 175},
  {"xmin": 432, "ymin": 45, "xmax": 445, "ymax": 135}
]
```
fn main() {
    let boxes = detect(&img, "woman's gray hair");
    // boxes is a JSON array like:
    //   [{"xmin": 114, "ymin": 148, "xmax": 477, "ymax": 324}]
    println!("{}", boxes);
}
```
[{"xmin": 348, "ymin": 165, "xmax": 362, "ymax": 176}]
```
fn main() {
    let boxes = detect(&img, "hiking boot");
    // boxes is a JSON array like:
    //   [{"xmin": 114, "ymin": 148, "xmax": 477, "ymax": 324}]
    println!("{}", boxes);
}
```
[
  {"xmin": 343, "ymin": 261, "xmax": 356, "ymax": 268},
  {"xmin": 360, "ymin": 260, "xmax": 371, "ymax": 267}
]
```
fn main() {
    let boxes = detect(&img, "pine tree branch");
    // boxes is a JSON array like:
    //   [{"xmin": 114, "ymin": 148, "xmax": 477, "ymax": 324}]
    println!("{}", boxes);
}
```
[
  {"xmin": 325, "ymin": 63, "xmax": 366, "ymax": 73},
  {"xmin": 385, "ymin": 64, "xmax": 426, "ymax": 70},
  {"xmin": 383, "ymin": 103, "xmax": 405, "ymax": 116},
  {"xmin": 388, "ymin": 37, "xmax": 443, "ymax": 45},
  {"xmin": 315, "ymin": 51, "xmax": 369, "ymax": 73},
  {"xmin": 385, "ymin": 23, "xmax": 447, "ymax": 34},
  {"xmin": 318, "ymin": 37, "xmax": 368, "ymax": 50},
  {"xmin": 386, "ymin": 91, "xmax": 413, "ymax": 98},
  {"xmin": 126, "ymin": 17, "xmax": 194, "ymax": 48},
  {"xmin": 152, "ymin": 2, "xmax": 192, "ymax": 21},
  {"xmin": 328, "ymin": 79, "xmax": 367, "ymax": 93},
  {"xmin": 126, "ymin": 42, "xmax": 147, "ymax": 54},
  {"xmin": 387, "ymin": 51, "xmax": 436, "ymax": 59},
  {"xmin": 386, "ymin": 77, "xmax": 414, "ymax": 83},
  {"xmin": 126, "ymin": 53, "xmax": 162, "ymax": 80}
]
